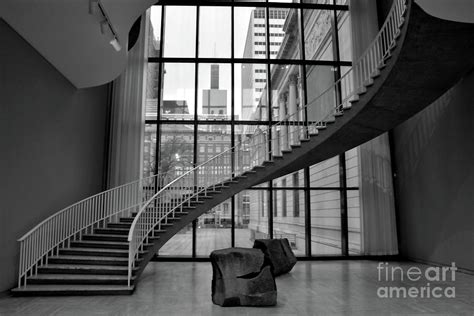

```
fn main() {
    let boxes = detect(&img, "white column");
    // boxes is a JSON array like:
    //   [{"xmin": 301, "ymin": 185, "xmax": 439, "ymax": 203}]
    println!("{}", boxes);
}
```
[
  {"xmin": 279, "ymin": 93, "xmax": 288, "ymax": 151},
  {"xmin": 288, "ymin": 74, "xmax": 298, "ymax": 145},
  {"xmin": 298, "ymin": 77, "xmax": 306, "ymax": 139}
]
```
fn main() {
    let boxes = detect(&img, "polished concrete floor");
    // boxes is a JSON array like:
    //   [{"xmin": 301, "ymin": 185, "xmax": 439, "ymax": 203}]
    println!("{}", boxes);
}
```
[{"xmin": 0, "ymin": 261, "xmax": 473, "ymax": 315}]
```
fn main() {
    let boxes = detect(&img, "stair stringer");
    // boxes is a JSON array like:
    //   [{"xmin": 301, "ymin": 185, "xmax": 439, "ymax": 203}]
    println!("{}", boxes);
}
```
[{"xmin": 133, "ymin": 1, "xmax": 474, "ymax": 286}]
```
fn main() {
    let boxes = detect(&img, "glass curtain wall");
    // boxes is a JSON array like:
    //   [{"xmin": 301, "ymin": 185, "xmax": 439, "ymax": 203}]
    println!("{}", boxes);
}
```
[{"xmin": 144, "ymin": 0, "xmax": 361, "ymax": 258}]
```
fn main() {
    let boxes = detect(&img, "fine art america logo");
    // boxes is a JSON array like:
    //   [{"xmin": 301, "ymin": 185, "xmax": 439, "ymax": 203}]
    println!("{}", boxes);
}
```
[{"xmin": 377, "ymin": 262, "xmax": 457, "ymax": 299}]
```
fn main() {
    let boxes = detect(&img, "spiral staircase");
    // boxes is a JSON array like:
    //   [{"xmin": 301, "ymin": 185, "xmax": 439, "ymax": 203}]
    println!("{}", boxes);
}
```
[{"xmin": 11, "ymin": 0, "xmax": 474, "ymax": 295}]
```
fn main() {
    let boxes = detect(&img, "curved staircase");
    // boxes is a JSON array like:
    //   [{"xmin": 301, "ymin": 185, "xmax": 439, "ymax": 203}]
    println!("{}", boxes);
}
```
[{"xmin": 12, "ymin": 0, "xmax": 474, "ymax": 296}]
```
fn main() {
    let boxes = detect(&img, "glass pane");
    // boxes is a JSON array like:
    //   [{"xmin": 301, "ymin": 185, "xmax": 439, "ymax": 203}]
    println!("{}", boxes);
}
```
[
  {"xmin": 235, "ymin": 8, "xmax": 268, "ymax": 59},
  {"xmin": 273, "ymin": 189, "xmax": 305, "ymax": 256},
  {"xmin": 199, "ymin": 7, "xmax": 231, "ymax": 58},
  {"xmin": 305, "ymin": 65, "xmax": 336, "ymax": 125},
  {"xmin": 347, "ymin": 189, "xmax": 361, "ymax": 255},
  {"xmin": 143, "ymin": 124, "xmax": 157, "ymax": 177},
  {"xmin": 345, "ymin": 147, "xmax": 359, "ymax": 187},
  {"xmin": 270, "ymin": 64, "xmax": 305, "ymax": 153},
  {"xmin": 161, "ymin": 63, "xmax": 195, "ymax": 120},
  {"xmin": 196, "ymin": 125, "xmax": 232, "ymax": 187},
  {"xmin": 273, "ymin": 169, "xmax": 305, "ymax": 187},
  {"xmin": 148, "ymin": 6, "xmax": 162, "ymax": 57},
  {"xmin": 337, "ymin": 10, "xmax": 352, "ymax": 61},
  {"xmin": 163, "ymin": 6, "xmax": 196, "ymax": 57},
  {"xmin": 303, "ymin": 10, "xmax": 334, "ymax": 61},
  {"xmin": 196, "ymin": 200, "xmax": 232, "ymax": 256},
  {"xmin": 236, "ymin": 190, "xmax": 270, "ymax": 247},
  {"xmin": 310, "ymin": 156, "xmax": 340, "ymax": 187},
  {"xmin": 270, "ymin": 8, "xmax": 299, "ymax": 59},
  {"xmin": 197, "ymin": 64, "xmax": 231, "ymax": 120},
  {"xmin": 158, "ymin": 124, "xmax": 194, "ymax": 177},
  {"xmin": 145, "ymin": 63, "xmax": 159, "ymax": 120},
  {"xmin": 234, "ymin": 124, "xmax": 269, "ymax": 174},
  {"xmin": 310, "ymin": 190, "xmax": 342, "ymax": 255},
  {"xmin": 158, "ymin": 225, "xmax": 192, "ymax": 257},
  {"xmin": 235, "ymin": 63, "xmax": 268, "ymax": 121}
]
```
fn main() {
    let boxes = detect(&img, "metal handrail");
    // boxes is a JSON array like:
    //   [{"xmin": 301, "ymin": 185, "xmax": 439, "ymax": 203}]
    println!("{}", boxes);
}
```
[
  {"xmin": 17, "ymin": 171, "xmax": 172, "ymax": 288},
  {"xmin": 127, "ymin": 0, "xmax": 408, "ymax": 287}
]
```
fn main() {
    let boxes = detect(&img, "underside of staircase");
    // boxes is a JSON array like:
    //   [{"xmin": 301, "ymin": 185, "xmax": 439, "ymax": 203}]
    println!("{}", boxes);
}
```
[{"xmin": 11, "ymin": 1, "xmax": 474, "ymax": 296}]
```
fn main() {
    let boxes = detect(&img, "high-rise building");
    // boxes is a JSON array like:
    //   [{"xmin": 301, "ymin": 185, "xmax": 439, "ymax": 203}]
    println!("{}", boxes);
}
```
[
  {"xmin": 241, "ymin": 8, "xmax": 288, "ymax": 120},
  {"xmin": 202, "ymin": 64, "xmax": 227, "ymax": 116}
]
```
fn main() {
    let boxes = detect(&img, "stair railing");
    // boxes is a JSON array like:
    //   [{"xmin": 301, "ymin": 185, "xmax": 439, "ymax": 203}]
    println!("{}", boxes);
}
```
[
  {"xmin": 16, "ymin": 171, "xmax": 172, "ymax": 288},
  {"xmin": 127, "ymin": 0, "xmax": 408, "ymax": 287}
]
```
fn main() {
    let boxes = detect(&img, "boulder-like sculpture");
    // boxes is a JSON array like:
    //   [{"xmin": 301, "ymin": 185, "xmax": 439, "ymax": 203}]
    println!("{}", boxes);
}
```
[
  {"xmin": 253, "ymin": 238, "xmax": 297, "ymax": 276},
  {"xmin": 210, "ymin": 247, "xmax": 277, "ymax": 307}
]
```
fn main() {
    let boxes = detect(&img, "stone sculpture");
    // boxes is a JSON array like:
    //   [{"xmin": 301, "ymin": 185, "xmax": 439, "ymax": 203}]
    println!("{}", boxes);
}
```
[
  {"xmin": 253, "ymin": 238, "xmax": 297, "ymax": 276},
  {"xmin": 210, "ymin": 247, "xmax": 277, "ymax": 307}
]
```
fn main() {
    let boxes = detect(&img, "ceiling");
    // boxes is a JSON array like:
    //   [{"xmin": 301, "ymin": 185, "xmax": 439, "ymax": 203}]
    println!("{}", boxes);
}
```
[
  {"xmin": 0, "ymin": 0, "xmax": 156, "ymax": 88},
  {"xmin": 1, "ymin": 0, "xmax": 472, "ymax": 89}
]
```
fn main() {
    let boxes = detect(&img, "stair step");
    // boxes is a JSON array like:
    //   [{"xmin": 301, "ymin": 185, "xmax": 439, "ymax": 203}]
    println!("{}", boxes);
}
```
[
  {"xmin": 300, "ymin": 138, "xmax": 310, "ymax": 142},
  {"xmin": 272, "ymin": 155, "xmax": 284, "ymax": 160},
  {"xmin": 27, "ymin": 274, "xmax": 134, "ymax": 286},
  {"xmin": 358, "ymin": 86, "xmax": 368, "ymax": 95},
  {"xmin": 290, "ymin": 144, "xmax": 301, "ymax": 149},
  {"xmin": 371, "ymin": 69, "xmax": 381, "ymax": 78},
  {"xmin": 61, "ymin": 247, "xmax": 127, "ymax": 256},
  {"xmin": 262, "ymin": 160, "xmax": 275, "ymax": 165},
  {"xmin": 316, "ymin": 124, "xmax": 327, "ymax": 130},
  {"xmin": 342, "ymin": 101, "xmax": 353, "ymax": 109},
  {"xmin": 196, "ymin": 195, "xmax": 213, "ymax": 199},
  {"xmin": 233, "ymin": 175, "xmax": 247, "ymax": 180},
  {"xmin": 107, "ymin": 222, "xmax": 132, "ymax": 229},
  {"xmin": 281, "ymin": 149, "xmax": 292, "ymax": 154},
  {"xmin": 60, "ymin": 247, "xmax": 145, "ymax": 258},
  {"xmin": 38, "ymin": 264, "xmax": 138, "ymax": 276},
  {"xmin": 70, "ymin": 240, "xmax": 154, "ymax": 250},
  {"xmin": 364, "ymin": 79, "xmax": 374, "ymax": 87},
  {"xmin": 11, "ymin": 284, "xmax": 134, "ymax": 296},
  {"xmin": 48, "ymin": 255, "xmax": 135, "ymax": 266},
  {"xmin": 252, "ymin": 165, "xmax": 265, "ymax": 170},
  {"xmin": 394, "ymin": 30, "xmax": 401, "ymax": 39},
  {"xmin": 94, "ymin": 228, "xmax": 130, "ymax": 236},
  {"xmin": 83, "ymin": 234, "xmax": 128, "ymax": 242},
  {"xmin": 242, "ymin": 170, "xmax": 257, "ymax": 175}
]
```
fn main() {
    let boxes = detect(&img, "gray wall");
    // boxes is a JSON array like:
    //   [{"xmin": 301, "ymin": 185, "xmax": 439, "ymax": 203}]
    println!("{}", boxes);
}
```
[
  {"xmin": 392, "ymin": 71, "xmax": 474, "ymax": 271},
  {"xmin": 0, "ymin": 20, "xmax": 110, "ymax": 292}
]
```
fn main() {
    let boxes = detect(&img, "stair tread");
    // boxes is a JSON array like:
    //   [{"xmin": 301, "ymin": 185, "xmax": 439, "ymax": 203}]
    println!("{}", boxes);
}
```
[
  {"xmin": 41, "ymin": 264, "xmax": 133, "ymax": 271},
  {"xmin": 11, "ymin": 284, "xmax": 134, "ymax": 292},
  {"xmin": 84, "ymin": 233, "xmax": 128, "ymax": 237},
  {"xmin": 73, "ymin": 240, "xmax": 129, "ymax": 245},
  {"xmin": 51, "ymin": 255, "xmax": 129, "ymax": 261},
  {"xmin": 65, "ymin": 247, "xmax": 130, "ymax": 253},
  {"xmin": 29, "ymin": 274, "xmax": 133, "ymax": 280}
]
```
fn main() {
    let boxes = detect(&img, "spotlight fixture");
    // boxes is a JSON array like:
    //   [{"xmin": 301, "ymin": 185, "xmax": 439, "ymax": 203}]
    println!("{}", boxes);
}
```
[
  {"xmin": 90, "ymin": 0, "xmax": 121, "ymax": 52},
  {"xmin": 109, "ymin": 38, "xmax": 122, "ymax": 52}
]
